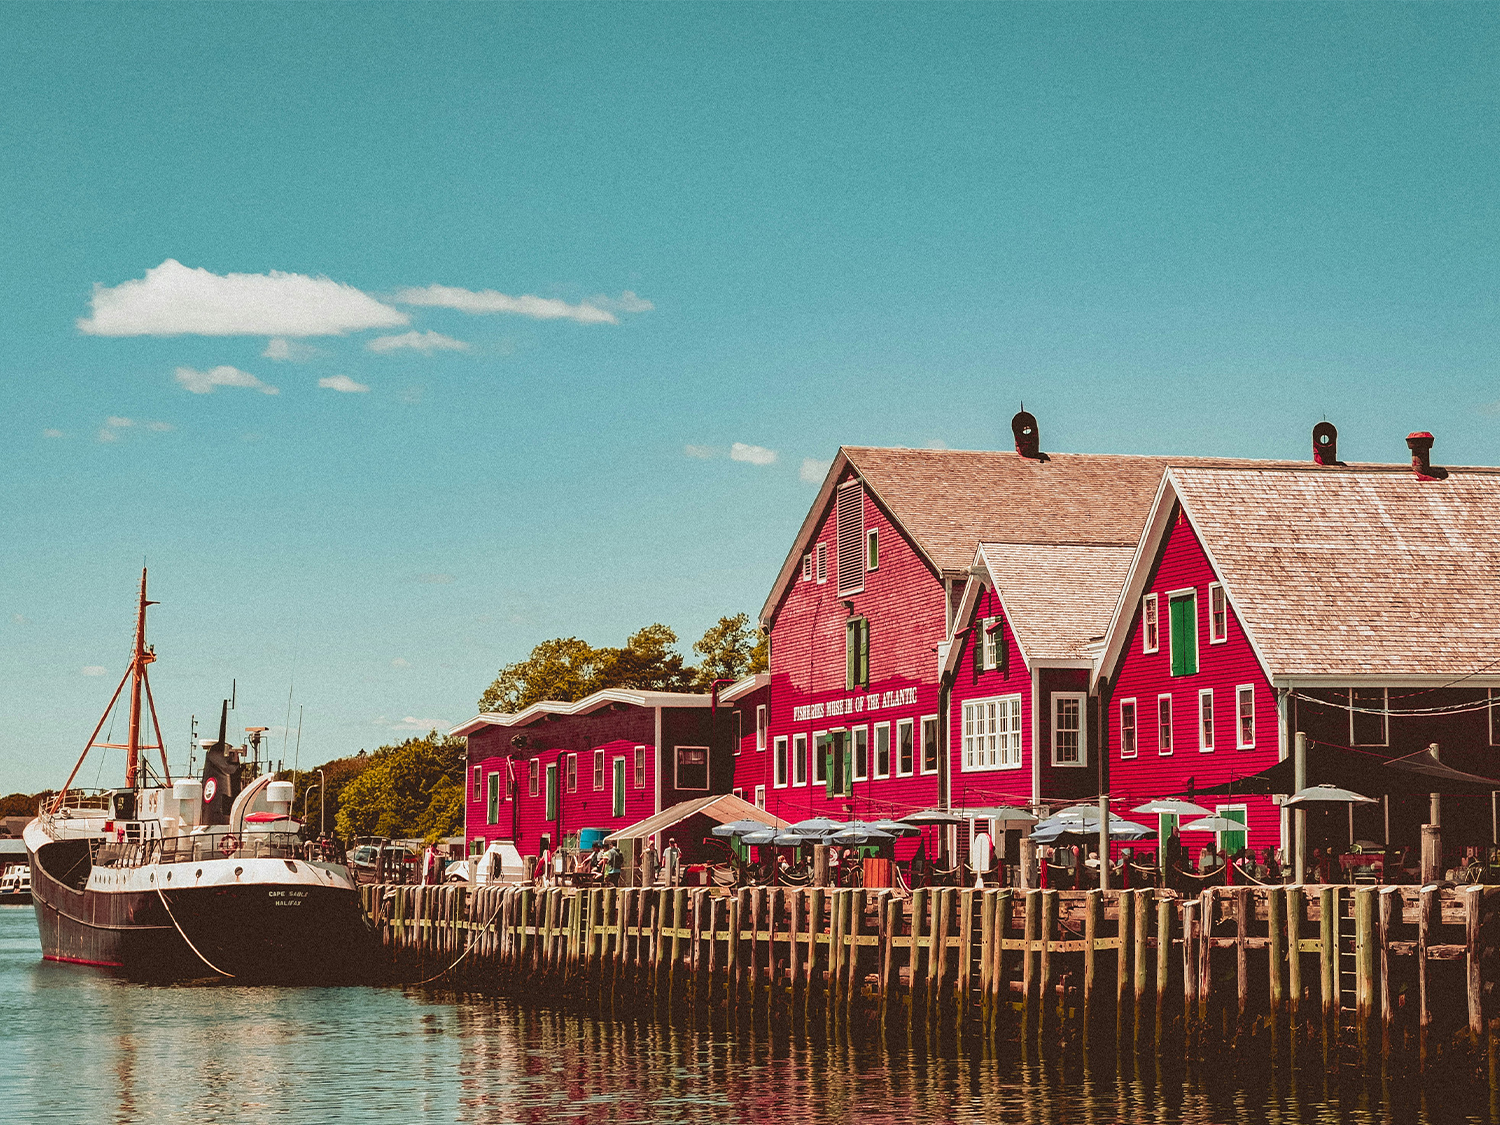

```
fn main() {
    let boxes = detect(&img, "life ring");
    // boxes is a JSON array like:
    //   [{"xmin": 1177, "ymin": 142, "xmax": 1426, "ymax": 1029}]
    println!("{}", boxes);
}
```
[{"xmin": 219, "ymin": 835, "xmax": 239, "ymax": 857}]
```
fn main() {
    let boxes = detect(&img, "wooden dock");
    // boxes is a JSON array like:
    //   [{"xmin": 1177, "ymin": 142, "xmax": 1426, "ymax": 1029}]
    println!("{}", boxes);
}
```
[{"xmin": 360, "ymin": 882, "xmax": 1500, "ymax": 1071}]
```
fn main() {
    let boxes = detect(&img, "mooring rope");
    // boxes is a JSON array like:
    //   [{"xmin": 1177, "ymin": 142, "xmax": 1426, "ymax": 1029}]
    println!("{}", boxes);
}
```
[
  {"xmin": 155, "ymin": 886, "xmax": 236, "ymax": 979},
  {"xmin": 410, "ymin": 890, "xmax": 509, "ymax": 986}
]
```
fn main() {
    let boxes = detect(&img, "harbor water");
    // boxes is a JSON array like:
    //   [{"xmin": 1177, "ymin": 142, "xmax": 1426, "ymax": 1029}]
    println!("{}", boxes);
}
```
[{"xmin": 0, "ymin": 905, "xmax": 1493, "ymax": 1124}]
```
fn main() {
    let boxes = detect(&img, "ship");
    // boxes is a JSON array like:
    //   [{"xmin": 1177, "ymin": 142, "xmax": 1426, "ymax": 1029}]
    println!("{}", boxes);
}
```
[{"xmin": 23, "ymin": 570, "xmax": 373, "ymax": 982}]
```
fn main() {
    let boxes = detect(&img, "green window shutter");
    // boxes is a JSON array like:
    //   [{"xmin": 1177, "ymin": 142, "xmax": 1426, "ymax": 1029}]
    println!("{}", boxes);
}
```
[
  {"xmin": 613, "ymin": 759, "xmax": 625, "ymax": 817},
  {"xmin": 971, "ymin": 625, "xmax": 981, "ymax": 684},
  {"xmin": 1170, "ymin": 596, "xmax": 1198, "ymax": 676},
  {"xmin": 545, "ymin": 765, "xmax": 557, "ymax": 820},
  {"xmin": 841, "ymin": 741, "xmax": 854, "ymax": 797},
  {"xmin": 845, "ymin": 619, "xmax": 856, "ymax": 691},
  {"xmin": 821, "ymin": 736, "xmax": 834, "ymax": 798},
  {"xmin": 859, "ymin": 620, "xmax": 870, "ymax": 687}
]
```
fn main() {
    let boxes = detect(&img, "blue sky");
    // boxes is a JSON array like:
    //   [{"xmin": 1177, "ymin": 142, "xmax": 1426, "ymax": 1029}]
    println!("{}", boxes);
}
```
[{"xmin": 2, "ymin": 4, "xmax": 1498, "ymax": 792}]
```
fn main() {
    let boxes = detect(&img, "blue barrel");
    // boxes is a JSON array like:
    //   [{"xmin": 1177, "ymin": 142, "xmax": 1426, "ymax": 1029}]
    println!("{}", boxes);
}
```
[{"xmin": 578, "ymin": 827, "xmax": 609, "ymax": 852}]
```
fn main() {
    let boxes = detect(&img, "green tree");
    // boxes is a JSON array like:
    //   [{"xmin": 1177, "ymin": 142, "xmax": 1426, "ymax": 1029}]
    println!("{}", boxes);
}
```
[
  {"xmin": 692, "ymin": 613, "xmax": 768, "ymax": 688},
  {"xmin": 604, "ymin": 623, "xmax": 696, "ymax": 693},
  {"xmin": 477, "ymin": 624, "xmax": 696, "ymax": 713},
  {"xmin": 333, "ymin": 731, "xmax": 466, "ymax": 842}
]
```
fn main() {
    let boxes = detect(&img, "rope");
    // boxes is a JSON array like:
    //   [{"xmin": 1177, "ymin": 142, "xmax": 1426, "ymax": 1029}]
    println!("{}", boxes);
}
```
[
  {"xmin": 155, "ymin": 887, "xmax": 235, "ymax": 978},
  {"xmin": 411, "ymin": 892, "xmax": 508, "ymax": 986}
]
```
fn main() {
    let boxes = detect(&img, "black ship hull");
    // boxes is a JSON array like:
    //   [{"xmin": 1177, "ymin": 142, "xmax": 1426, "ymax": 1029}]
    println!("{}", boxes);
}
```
[{"xmin": 30, "ymin": 837, "xmax": 374, "ymax": 983}]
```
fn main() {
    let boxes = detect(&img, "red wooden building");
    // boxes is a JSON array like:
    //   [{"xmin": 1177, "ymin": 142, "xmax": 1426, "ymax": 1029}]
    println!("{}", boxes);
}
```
[
  {"xmin": 720, "ymin": 673, "xmax": 771, "ymax": 810},
  {"xmin": 1097, "ymin": 429, "xmax": 1500, "ymax": 863},
  {"xmin": 454, "ymin": 688, "xmax": 743, "ymax": 863}
]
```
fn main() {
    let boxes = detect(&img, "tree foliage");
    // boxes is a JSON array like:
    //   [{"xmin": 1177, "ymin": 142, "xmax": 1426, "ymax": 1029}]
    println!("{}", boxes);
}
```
[
  {"xmin": 477, "ymin": 623, "xmax": 697, "ymax": 713},
  {"xmin": 691, "ymin": 613, "xmax": 768, "ymax": 688},
  {"xmin": 332, "ymin": 731, "xmax": 467, "ymax": 843}
]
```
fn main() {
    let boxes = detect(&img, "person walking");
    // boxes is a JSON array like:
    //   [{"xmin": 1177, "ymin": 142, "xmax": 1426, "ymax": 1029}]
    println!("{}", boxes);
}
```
[
  {"xmin": 663, "ymin": 838, "xmax": 682, "ymax": 887},
  {"xmin": 605, "ymin": 841, "xmax": 623, "ymax": 886}
]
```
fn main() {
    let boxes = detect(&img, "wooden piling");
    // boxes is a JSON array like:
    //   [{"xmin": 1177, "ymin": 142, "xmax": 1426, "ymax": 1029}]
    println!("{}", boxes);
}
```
[
  {"xmin": 1467, "ymin": 886, "xmax": 1485, "ymax": 1046},
  {"xmin": 1023, "ymin": 888, "xmax": 1040, "ymax": 1024},
  {"xmin": 1156, "ymin": 894, "xmax": 1171, "ymax": 1039},
  {"xmin": 1286, "ymin": 886, "xmax": 1302, "ymax": 1024},
  {"xmin": 1354, "ymin": 886, "xmax": 1376, "ymax": 1051},
  {"xmin": 1083, "ymin": 889, "xmax": 1101, "ymax": 1023},
  {"xmin": 1419, "ymin": 884, "xmax": 1434, "ymax": 1060},
  {"xmin": 1039, "ymin": 890, "xmax": 1058, "ymax": 1028},
  {"xmin": 1378, "ymin": 886, "xmax": 1396, "ymax": 1053},
  {"xmin": 1268, "ymin": 884, "xmax": 1285, "ymax": 1020},
  {"xmin": 1236, "ymin": 887, "xmax": 1251, "ymax": 1027},
  {"xmin": 1319, "ymin": 886, "xmax": 1337, "ymax": 1026}
]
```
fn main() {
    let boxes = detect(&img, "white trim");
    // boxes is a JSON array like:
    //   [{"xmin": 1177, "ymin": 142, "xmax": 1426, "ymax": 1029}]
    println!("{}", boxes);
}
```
[
  {"xmin": 756, "ymin": 704, "xmax": 768, "ymax": 753},
  {"xmin": 754, "ymin": 785, "xmax": 766, "ymax": 809},
  {"xmin": 1208, "ymin": 582, "xmax": 1227, "ymax": 645},
  {"xmin": 718, "ymin": 672, "xmax": 770, "ymax": 703},
  {"xmin": 673, "ymin": 745, "xmax": 711, "ymax": 791},
  {"xmin": 773, "ymin": 735, "xmax": 789, "ymax": 788},
  {"xmin": 816, "ymin": 541, "xmax": 828, "ymax": 584},
  {"xmin": 812, "ymin": 729, "xmax": 828, "ymax": 784},
  {"xmin": 1118, "ymin": 698, "xmax": 1138, "ymax": 760},
  {"xmin": 1214, "ymin": 802, "xmax": 1248, "ymax": 853},
  {"xmin": 793, "ymin": 732, "xmax": 809, "ymax": 787},
  {"xmin": 896, "ymin": 717, "xmax": 915, "ymax": 777},
  {"xmin": 919, "ymin": 714, "xmax": 940, "ymax": 776},
  {"xmin": 635, "ymin": 744, "xmax": 648, "ymax": 789},
  {"xmin": 1198, "ymin": 688, "xmax": 1215, "ymax": 753},
  {"xmin": 566, "ymin": 752, "xmax": 578, "ymax": 793},
  {"xmin": 1279, "ymin": 674, "xmax": 1500, "ymax": 688},
  {"xmin": 982, "ymin": 616, "xmax": 999, "ymax": 670},
  {"xmin": 1166, "ymin": 587, "xmax": 1199, "ymax": 677},
  {"xmin": 1236, "ymin": 684, "xmax": 1256, "ymax": 750},
  {"xmin": 1030, "ymin": 667, "xmax": 1041, "ymax": 803},
  {"xmin": 867, "ymin": 527, "xmax": 879, "ymax": 571},
  {"xmin": 450, "ymin": 687, "xmax": 714, "ymax": 736},
  {"xmin": 1050, "ymin": 692, "xmax": 1087, "ymax": 768},
  {"xmin": 939, "ymin": 547, "xmax": 1036, "ymax": 678},
  {"xmin": 960, "ymin": 694, "xmax": 1024, "ymax": 772},
  {"xmin": 733, "ymin": 710, "xmax": 742, "ymax": 756},
  {"xmin": 802, "ymin": 553, "xmax": 812, "ymax": 581},
  {"xmin": 612, "ymin": 757, "xmax": 627, "ymax": 817},
  {"xmin": 1157, "ymin": 693, "xmax": 1174, "ymax": 756},
  {"xmin": 1142, "ymin": 593, "xmax": 1160, "ymax": 654},
  {"xmin": 593, "ymin": 748, "xmax": 605, "ymax": 791},
  {"xmin": 852, "ymin": 724, "xmax": 869, "ymax": 782},
  {"xmin": 873, "ymin": 721, "xmax": 892, "ymax": 779},
  {"xmin": 835, "ymin": 479, "xmax": 867, "ymax": 597},
  {"xmin": 1349, "ymin": 686, "xmax": 1389, "ymax": 747}
]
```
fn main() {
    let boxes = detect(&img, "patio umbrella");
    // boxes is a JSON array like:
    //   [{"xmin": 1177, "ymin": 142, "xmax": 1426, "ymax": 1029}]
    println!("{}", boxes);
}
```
[
  {"xmin": 743, "ymin": 829, "xmax": 810, "ymax": 847},
  {"xmin": 1285, "ymin": 784, "xmax": 1378, "ymax": 806},
  {"xmin": 711, "ymin": 819, "xmax": 777, "ymax": 838},
  {"xmin": 959, "ymin": 806, "xmax": 1038, "ymax": 824},
  {"xmin": 901, "ymin": 808, "xmax": 964, "ymax": 825},
  {"xmin": 1132, "ymin": 798, "xmax": 1212, "ymax": 817},
  {"xmin": 832, "ymin": 825, "xmax": 894, "ymax": 844},
  {"xmin": 1181, "ymin": 816, "xmax": 1248, "ymax": 833},
  {"xmin": 869, "ymin": 818, "xmax": 922, "ymax": 837},
  {"xmin": 790, "ymin": 817, "xmax": 847, "ymax": 835},
  {"xmin": 1032, "ymin": 813, "xmax": 1154, "ymax": 845}
]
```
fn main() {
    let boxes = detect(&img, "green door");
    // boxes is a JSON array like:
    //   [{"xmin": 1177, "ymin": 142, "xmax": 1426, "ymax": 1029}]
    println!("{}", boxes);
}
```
[
  {"xmin": 612, "ymin": 758, "xmax": 626, "ymax": 817},
  {"xmin": 1158, "ymin": 812, "xmax": 1178, "ymax": 878},
  {"xmin": 1169, "ymin": 594, "xmax": 1198, "ymax": 676},
  {"xmin": 545, "ymin": 764, "xmax": 558, "ymax": 821},
  {"xmin": 1217, "ymin": 806, "xmax": 1247, "ymax": 855}
]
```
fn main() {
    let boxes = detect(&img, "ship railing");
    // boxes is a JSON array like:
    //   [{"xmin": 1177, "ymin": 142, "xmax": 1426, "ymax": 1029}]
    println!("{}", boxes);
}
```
[
  {"xmin": 41, "ymin": 790, "xmax": 111, "ymax": 816},
  {"xmin": 93, "ymin": 831, "xmax": 307, "ymax": 868}
]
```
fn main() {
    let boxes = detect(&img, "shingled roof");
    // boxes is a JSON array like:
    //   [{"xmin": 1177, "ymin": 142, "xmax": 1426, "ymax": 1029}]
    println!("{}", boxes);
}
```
[
  {"xmin": 1105, "ymin": 464, "xmax": 1500, "ymax": 681},
  {"xmin": 977, "ymin": 543, "xmax": 1136, "ymax": 662},
  {"xmin": 761, "ymin": 441, "xmax": 1353, "ymax": 627}
]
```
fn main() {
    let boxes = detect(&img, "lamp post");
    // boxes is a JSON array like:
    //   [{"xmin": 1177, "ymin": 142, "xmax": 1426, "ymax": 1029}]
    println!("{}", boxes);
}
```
[
  {"xmin": 303, "ymin": 783, "xmax": 322, "ymax": 833},
  {"xmin": 318, "ymin": 768, "xmax": 326, "ymax": 837}
]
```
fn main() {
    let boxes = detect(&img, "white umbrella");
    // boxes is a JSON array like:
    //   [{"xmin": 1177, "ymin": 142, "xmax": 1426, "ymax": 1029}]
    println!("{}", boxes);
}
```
[
  {"xmin": 901, "ymin": 808, "xmax": 964, "ymax": 825},
  {"xmin": 1285, "ymin": 784, "xmax": 1377, "ymax": 806},
  {"xmin": 1132, "ymin": 798, "xmax": 1212, "ymax": 817},
  {"xmin": 1182, "ymin": 816, "xmax": 1247, "ymax": 833}
]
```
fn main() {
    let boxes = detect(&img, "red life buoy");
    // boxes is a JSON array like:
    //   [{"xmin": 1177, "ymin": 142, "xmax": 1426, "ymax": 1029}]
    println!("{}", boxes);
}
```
[{"xmin": 219, "ymin": 835, "xmax": 239, "ymax": 857}]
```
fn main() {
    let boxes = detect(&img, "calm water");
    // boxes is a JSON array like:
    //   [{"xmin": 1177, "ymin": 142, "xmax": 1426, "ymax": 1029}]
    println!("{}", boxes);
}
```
[{"xmin": 0, "ymin": 905, "xmax": 1494, "ymax": 1124}]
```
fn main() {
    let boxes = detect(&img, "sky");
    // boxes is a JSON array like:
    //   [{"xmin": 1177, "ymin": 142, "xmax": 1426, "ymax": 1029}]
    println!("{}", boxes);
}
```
[{"xmin": 1, "ymin": 4, "xmax": 1498, "ymax": 794}]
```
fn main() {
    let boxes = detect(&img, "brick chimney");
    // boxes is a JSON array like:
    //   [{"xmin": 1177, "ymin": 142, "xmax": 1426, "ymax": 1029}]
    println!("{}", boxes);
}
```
[
  {"xmin": 1011, "ymin": 409, "xmax": 1044, "ymax": 460},
  {"xmin": 1406, "ymin": 431, "xmax": 1448, "ymax": 481},
  {"xmin": 1312, "ymin": 421, "xmax": 1339, "ymax": 466}
]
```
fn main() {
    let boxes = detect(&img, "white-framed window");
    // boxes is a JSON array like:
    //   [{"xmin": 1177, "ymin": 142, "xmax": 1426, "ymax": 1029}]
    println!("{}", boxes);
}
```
[
  {"xmin": 982, "ymin": 616, "xmax": 1000, "ymax": 670},
  {"xmin": 566, "ymin": 753, "xmax": 578, "ymax": 793},
  {"xmin": 853, "ymin": 726, "xmax": 869, "ymax": 782},
  {"xmin": 920, "ymin": 715, "xmax": 940, "ymax": 774},
  {"xmin": 612, "ymin": 758, "xmax": 626, "ymax": 817},
  {"xmin": 1157, "ymin": 695, "xmax": 1173, "ymax": 756},
  {"xmin": 866, "ymin": 528, "xmax": 879, "ymax": 571},
  {"xmin": 1119, "ymin": 699, "xmax": 1138, "ymax": 759},
  {"xmin": 874, "ymin": 722, "xmax": 891, "ymax": 779},
  {"xmin": 473, "ymin": 766, "xmax": 482, "ymax": 801},
  {"xmin": 1199, "ymin": 689, "xmax": 1214, "ymax": 752},
  {"xmin": 754, "ymin": 785, "xmax": 766, "ymax": 809},
  {"xmin": 733, "ymin": 787, "xmax": 744, "ymax": 800},
  {"xmin": 816, "ymin": 542, "xmax": 828, "ymax": 584},
  {"xmin": 1168, "ymin": 589, "xmax": 1198, "ymax": 677},
  {"xmin": 674, "ymin": 745, "xmax": 710, "ymax": 790},
  {"xmin": 802, "ymin": 553, "xmax": 812, "ymax": 581},
  {"xmin": 756, "ymin": 705, "xmax": 767, "ymax": 752},
  {"xmin": 773, "ymin": 736, "xmax": 789, "ymax": 788},
  {"xmin": 812, "ymin": 730, "xmax": 828, "ymax": 785},
  {"xmin": 1236, "ymin": 685, "xmax": 1255, "ymax": 749},
  {"xmin": 845, "ymin": 616, "xmax": 870, "ymax": 690},
  {"xmin": 593, "ymin": 749, "xmax": 605, "ymax": 790},
  {"xmin": 1350, "ymin": 687, "xmax": 1388, "ymax": 746},
  {"xmin": 1052, "ymin": 693, "xmax": 1086, "ymax": 767},
  {"xmin": 528, "ymin": 758, "xmax": 540, "ymax": 797},
  {"xmin": 544, "ymin": 764, "xmax": 558, "ymax": 820},
  {"xmin": 793, "ymin": 733, "xmax": 808, "ymax": 786},
  {"xmin": 961, "ymin": 695, "xmax": 1023, "ymax": 771},
  {"xmin": 836, "ymin": 480, "xmax": 866, "ymax": 596},
  {"xmin": 486, "ymin": 772, "xmax": 500, "ymax": 824},
  {"xmin": 1208, "ymin": 583, "xmax": 1227, "ymax": 644},
  {"xmin": 634, "ymin": 745, "xmax": 647, "ymax": 788},
  {"xmin": 734, "ymin": 710, "xmax": 742, "ymax": 755},
  {"xmin": 1143, "ymin": 593, "xmax": 1159, "ymax": 653},
  {"xmin": 896, "ymin": 717, "xmax": 915, "ymax": 777}
]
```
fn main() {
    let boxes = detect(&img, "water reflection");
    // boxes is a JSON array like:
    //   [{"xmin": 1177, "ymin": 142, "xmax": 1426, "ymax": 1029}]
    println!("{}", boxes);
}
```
[{"xmin": 2, "ymin": 907, "xmax": 1493, "ymax": 1124}]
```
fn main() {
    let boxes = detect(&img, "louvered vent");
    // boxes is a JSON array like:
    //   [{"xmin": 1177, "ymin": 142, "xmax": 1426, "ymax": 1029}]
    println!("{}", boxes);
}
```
[{"xmin": 836, "ymin": 481, "xmax": 865, "ymax": 595}]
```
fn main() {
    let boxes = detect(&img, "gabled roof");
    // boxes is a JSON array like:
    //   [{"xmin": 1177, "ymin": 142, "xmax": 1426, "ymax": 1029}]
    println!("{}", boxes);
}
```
[
  {"xmin": 604, "ymin": 793, "xmax": 787, "ymax": 842},
  {"xmin": 943, "ymin": 542, "xmax": 1135, "ymax": 673},
  {"xmin": 1098, "ymin": 464, "xmax": 1500, "ymax": 683},
  {"xmin": 760, "ymin": 443, "xmax": 1331, "ymax": 628},
  {"xmin": 450, "ymin": 688, "xmax": 710, "ymax": 738},
  {"xmin": 718, "ymin": 672, "xmax": 769, "ymax": 702}
]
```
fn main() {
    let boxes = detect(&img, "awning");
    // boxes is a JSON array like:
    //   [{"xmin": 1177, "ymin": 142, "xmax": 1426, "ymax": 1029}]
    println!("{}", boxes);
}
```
[
  {"xmin": 1185, "ymin": 741, "xmax": 1500, "ymax": 799},
  {"xmin": 604, "ymin": 793, "xmax": 788, "ymax": 843}
]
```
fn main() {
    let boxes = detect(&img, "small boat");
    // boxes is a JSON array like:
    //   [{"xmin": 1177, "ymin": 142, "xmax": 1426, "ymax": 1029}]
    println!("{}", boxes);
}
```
[
  {"xmin": 24, "ymin": 570, "xmax": 374, "ymax": 982},
  {"xmin": 0, "ymin": 864, "xmax": 31, "ymax": 905}
]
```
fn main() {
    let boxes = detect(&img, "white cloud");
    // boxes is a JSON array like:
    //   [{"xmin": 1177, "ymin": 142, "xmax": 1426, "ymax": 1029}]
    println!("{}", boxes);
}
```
[
  {"xmin": 262, "ymin": 337, "xmax": 320, "ymax": 362},
  {"xmin": 97, "ymin": 416, "xmax": 132, "ymax": 442},
  {"xmin": 367, "ymin": 330, "xmax": 470, "ymax": 354},
  {"xmin": 146, "ymin": 421, "xmax": 174, "ymax": 432},
  {"xmin": 318, "ymin": 374, "xmax": 370, "ymax": 393},
  {"xmin": 42, "ymin": 428, "xmax": 65, "ymax": 438},
  {"xmin": 390, "ymin": 658, "xmax": 411, "ymax": 668},
  {"xmin": 591, "ymin": 290, "xmax": 655, "ymax": 314},
  {"xmin": 176, "ymin": 365, "xmax": 279, "ymax": 395},
  {"xmin": 78, "ymin": 259, "xmax": 409, "ymax": 337},
  {"xmin": 81, "ymin": 665, "xmax": 107, "ymax": 676},
  {"xmin": 395, "ymin": 284, "xmax": 618, "ymax": 325},
  {"xmin": 924, "ymin": 438, "xmax": 949, "ymax": 450},
  {"xmin": 12, "ymin": 613, "xmax": 29, "ymax": 626},
  {"xmin": 683, "ymin": 444, "xmax": 716, "ymax": 460},
  {"xmin": 373, "ymin": 714, "xmax": 452, "ymax": 732},
  {"xmin": 800, "ymin": 457, "xmax": 832, "ymax": 483},
  {"xmin": 730, "ymin": 442, "xmax": 777, "ymax": 466}
]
